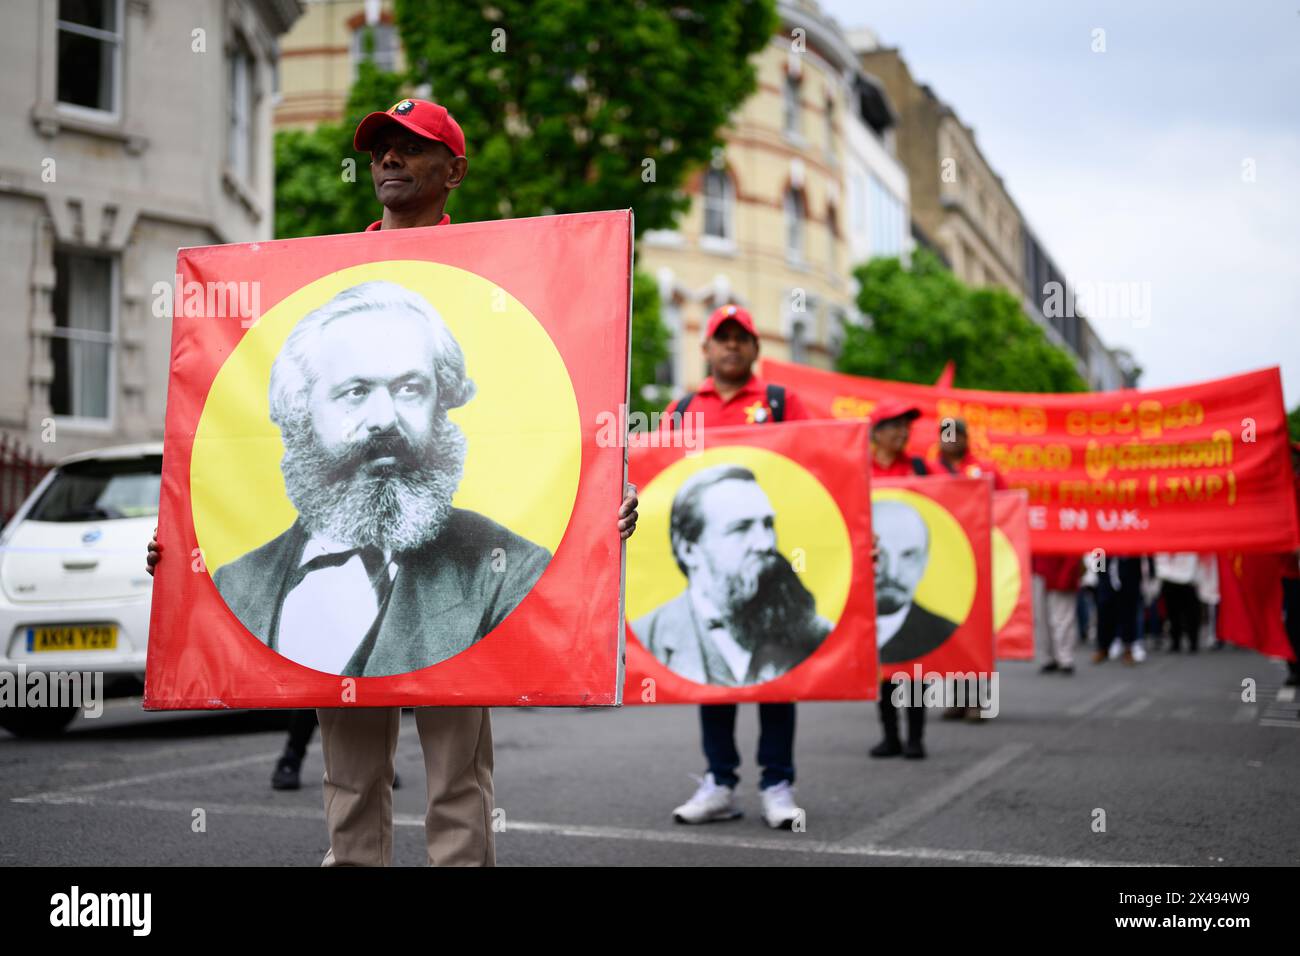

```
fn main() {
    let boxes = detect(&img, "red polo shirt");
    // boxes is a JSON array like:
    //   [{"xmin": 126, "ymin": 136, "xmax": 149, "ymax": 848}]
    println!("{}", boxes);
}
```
[
  {"xmin": 871, "ymin": 452, "xmax": 927, "ymax": 478},
  {"xmin": 938, "ymin": 452, "xmax": 1007, "ymax": 489},
  {"xmin": 660, "ymin": 374, "xmax": 809, "ymax": 429},
  {"xmin": 365, "ymin": 213, "xmax": 451, "ymax": 231}
]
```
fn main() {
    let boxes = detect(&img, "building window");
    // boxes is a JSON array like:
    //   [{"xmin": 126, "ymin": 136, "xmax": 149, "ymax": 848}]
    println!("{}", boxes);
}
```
[
  {"xmin": 51, "ymin": 251, "xmax": 115, "ymax": 421},
  {"xmin": 352, "ymin": 23, "xmax": 398, "ymax": 76},
  {"xmin": 789, "ymin": 314, "xmax": 810, "ymax": 364},
  {"xmin": 826, "ymin": 204, "xmax": 839, "ymax": 273},
  {"xmin": 227, "ymin": 35, "xmax": 255, "ymax": 182},
  {"xmin": 850, "ymin": 172, "xmax": 866, "ymax": 236},
  {"xmin": 654, "ymin": 300, "xmax": 682, "ymax": 394},
  {"xmin": 56, "ymin": 0, "xmax": 122, "ymax": 114},
  {"xmin": 783, "ymin": 73, "xmax": 802, "ymax": 138},
  {"xmin": 869, "ymin": 175, "xmax": 904, "ymax": 259},
  {"xmin": 824, "ymin": 96, "xmax": 835, "ymax": 156},
  {"xmin": 702, "ymin": 168, "xmax": 734, "ymax": 242},
  {"xmin": 784, "ymin": 187, "xmax": 806, "ymax": 263}
]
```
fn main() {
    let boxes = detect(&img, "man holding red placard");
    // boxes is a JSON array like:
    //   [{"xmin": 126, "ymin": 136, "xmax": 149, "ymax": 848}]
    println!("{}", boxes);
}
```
[
  {"xmin": 656, "ymin": 304, "xmax": 813, "ymax": 830},
  {"xmin": 148, "ymin": 97, "xmax": 639, "ymax": 867}
]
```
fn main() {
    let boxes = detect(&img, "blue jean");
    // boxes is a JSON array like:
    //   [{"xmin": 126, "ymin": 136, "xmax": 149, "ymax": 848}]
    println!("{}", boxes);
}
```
[{"xmin": 700, "ymin": 702, "xmax": 795, "ymax": 790}]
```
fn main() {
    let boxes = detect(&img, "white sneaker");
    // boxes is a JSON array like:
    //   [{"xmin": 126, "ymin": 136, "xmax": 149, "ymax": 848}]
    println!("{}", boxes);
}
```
[
  {"xmin": 672, "ymin": 773, "xmax": 742, "ymax": 824},
  {"xmin": 760, "ymin": 780, "xmax": 803, "ymax": 830},
  {"xmin": 1131, "ymin": 640, "xmax": 1148, "ymax": 663}
]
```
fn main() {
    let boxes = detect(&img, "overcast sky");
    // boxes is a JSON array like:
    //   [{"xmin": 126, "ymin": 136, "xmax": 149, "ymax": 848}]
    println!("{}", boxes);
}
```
[{"xmin": 818, "ymin": 0, "xmax": 1300, "ymax": 405}]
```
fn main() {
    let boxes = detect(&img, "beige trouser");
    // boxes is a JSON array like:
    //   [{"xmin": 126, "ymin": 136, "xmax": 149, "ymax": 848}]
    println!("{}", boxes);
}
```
[
  {"xmin": 1043, "ymin": 591, "xmax": 1079, "ymax": 667},
  {"xmin": 316, "ymin": 706, "xmax": 495, "ymax": 867}
]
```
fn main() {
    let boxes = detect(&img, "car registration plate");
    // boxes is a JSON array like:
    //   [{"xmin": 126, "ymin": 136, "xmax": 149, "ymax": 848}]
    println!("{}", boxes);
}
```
[{"xmin": 27, "ymin": 625, "xmax": 118, "ymax": 652}]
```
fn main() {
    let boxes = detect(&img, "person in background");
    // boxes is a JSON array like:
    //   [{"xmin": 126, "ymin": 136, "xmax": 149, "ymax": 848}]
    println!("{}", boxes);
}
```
[
  {"xmin": 1077, "ymin": 564, "xmax": 1098, "ymax": 654},
  {"xmin": 1034, "ymin": 554, "xmax": 1082, "ymax": 675},
  {"xmin": 868, "ymin": 403, "xmax": 931, "ymax": 758},
  {"xmin": 938, "ymin": 416, "xmax": 1004, "ymax": 718},
  {"xmin": 1194, "ymin": 554, "xmax": 1220, "ymax": 652},
  {"xmin": 936, "ymin": 417, "xmax": 1006, "ymax": 489},
  {"xmin": 1282, "ymin": 443, "xmax": 1300, "ymax": 684},
  {"xmin": 658, "ymin": 303, "xmax": 811, "ymax": 830},
  {"xmin": 1155, "ymin": 552, "xmax": 1202, "ymax": 653},
  {"xmin": 1094, "ymin": 556, "xmax": 1142, "ymax": 665}
]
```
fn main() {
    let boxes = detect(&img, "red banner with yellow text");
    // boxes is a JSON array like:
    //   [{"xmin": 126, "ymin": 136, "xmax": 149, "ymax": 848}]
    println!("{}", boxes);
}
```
[{"xmin": 764, "ymin": 359, "xmax": 1298, "ymax": 555}]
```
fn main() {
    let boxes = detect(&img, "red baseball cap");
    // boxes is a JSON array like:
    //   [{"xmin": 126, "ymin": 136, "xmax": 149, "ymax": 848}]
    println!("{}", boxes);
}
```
[
  {"xmin": 871, "ymin": 400, "xmax": 922, "ymax": 428},
  {"xmin": 705, "ymin": 303, "xmax": 758, "ymax": 340},
  {"xmin": 354, "ymin": 98, "xmax": 467, "ymax": 157}
]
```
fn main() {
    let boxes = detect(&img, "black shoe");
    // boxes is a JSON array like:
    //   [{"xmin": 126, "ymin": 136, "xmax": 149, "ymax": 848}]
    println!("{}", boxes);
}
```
[
  {"xmin": 392, "ymin": 771, "xmax": 402, "ymax": 790},
  {"xmin": 1040, "ymin": 661, "xmax": 1060, "ymax": 673},
  {"xmin": 1060, "ymin": 665, "xmax": 1075, "ymax": 676},
  {"xmin": 903, "ymin": 738, "xmax": 927, "ymax": 759},
  {"xmin": 271, "ymin": 756, "xmax": 301, "ymax": 791},
  {"xmin": 870, "ymin": 739, "xmax": 903, "ymax": 758}
]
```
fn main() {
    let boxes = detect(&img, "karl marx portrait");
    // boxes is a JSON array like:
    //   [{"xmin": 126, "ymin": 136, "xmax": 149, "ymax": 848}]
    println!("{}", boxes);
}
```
[
  {"xmin": 871, "ymin": 499, "xmax": 959, "ymax": 664},
  {"xmin": 632, "ymin": 464, "xmax": 831, "ymax": 686},
  {"xmin": 213, "ymin": 280, "xmax": 550, "ymax": 677}
]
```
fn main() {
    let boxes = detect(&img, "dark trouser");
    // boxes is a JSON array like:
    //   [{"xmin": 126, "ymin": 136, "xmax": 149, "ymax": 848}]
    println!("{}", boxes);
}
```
[
  {"xmin": 877, "ymin": 679, "xmax": 925, "ymax": 744},
  {"xmin": 1163, "ymin": 581, "xmax": 1201, "ymax": 651},
  {"xmin": 1284, "ymin": 578, "xmax": 1300, "ymax": 680},
  {"xmin": 1077, "ymin": 587, "xmax": 1095, "ymax": 649},
  {"xmin": 700, "ymin": 703, "xmax": 795, "ymax": 790},
  {"xmin": 284, "ymin": 709, "xmax": 319, "ymax": 763},
  {"xmin": 1097, "ymin": 592, "xmax": 1140, "ymax": 653}
]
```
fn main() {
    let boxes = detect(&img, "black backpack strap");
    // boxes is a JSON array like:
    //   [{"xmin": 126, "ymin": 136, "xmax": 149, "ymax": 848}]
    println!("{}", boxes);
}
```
[
  {"xmin": 669, "ymin": 392, "xmax": 696, "ymax": 431},
  {"xmin": 765, "ymin": 384, "xmax": 786, "ymax": 423},
  {"xmin": 910, "ymin": 456, "xmax": 928, "ymax": 476}
]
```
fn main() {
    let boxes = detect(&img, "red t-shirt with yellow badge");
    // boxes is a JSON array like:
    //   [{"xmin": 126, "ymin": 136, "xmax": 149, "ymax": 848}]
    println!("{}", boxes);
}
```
[{"xmin": 660, "ymin": 374, "xmax": 810, "ymax": 429}]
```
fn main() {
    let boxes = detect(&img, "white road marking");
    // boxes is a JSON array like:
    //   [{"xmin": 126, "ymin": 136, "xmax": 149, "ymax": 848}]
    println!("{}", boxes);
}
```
[
  {"xmin": 1232, "ymin": 705, "xmax": 1257, "ymax": 723},
  {"xmin": 7, "ymin": 792, "xmax": 1173, "ymax": 867},
  {"xmin": 843, "ymin": 742, "xmax": 1033, "ymax": 846},
  {"xmin": 1066, "ymin": 682, "xmax": 1133, "ymax": 718},
  {"xmin": 1115, "ymin": 696, "xmax": 1153, "ymax": 719},
  {"xmin": 1259, "ymin": 718, "xmax": 1299, "ymax": 729},
  {"xmin": 11, "ymin": 751, "xmax": 280, "ymax": 803}
]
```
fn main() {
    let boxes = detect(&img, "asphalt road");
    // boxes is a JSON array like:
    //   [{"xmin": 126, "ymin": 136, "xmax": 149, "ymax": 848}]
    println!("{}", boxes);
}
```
[{"xmin": 2, "ymin": 643, "xmax": 1297, "ymax": 866}]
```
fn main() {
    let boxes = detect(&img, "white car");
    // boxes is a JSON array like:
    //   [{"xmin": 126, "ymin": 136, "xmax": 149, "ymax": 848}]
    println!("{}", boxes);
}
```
[{"xmin": 0, "ymin": 443, "xmax": 161, "ymax": 737}]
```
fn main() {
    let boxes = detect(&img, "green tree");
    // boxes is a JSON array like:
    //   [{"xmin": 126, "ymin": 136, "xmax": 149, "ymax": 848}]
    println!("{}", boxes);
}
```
[
  {"xmin": 1288, "ymin": 403, "xmax": 1300, "ymax": 444},
  {"xmin": 274, "ymin": 47, "xmax": 403, "ymax": 239},
  {"xmin": 836, "ymin": 249, "xmax": 1089, "ymax": 393},
  {"xmin": 394, "ymin": 0, "xmax": 776, "ymax": 231}
]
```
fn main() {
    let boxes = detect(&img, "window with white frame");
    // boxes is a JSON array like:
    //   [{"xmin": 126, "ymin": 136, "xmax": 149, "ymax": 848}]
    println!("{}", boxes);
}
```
[
  {"xmin": 783, "ymin": 73, "xmax": 802, "ymax": 138},
  {"xmin": 51, "ymin": 250, "xmax": 115, "ymax": 421},
  {"xmin": 227, "ymin": 35, "xmax": 255, "ymax": 182},
  {"xmin": 702, "ymin": 168, "xmax": 734, "ymax": 242},
  {"xmin": 56, "ymin": 0, "xmax": 122, "ymax": 114},
  {"xmin": 352, "ymin": 23, "xmax": 398, "ymax": 76},
  {"xmin": 784, "ymin": 187, "xmax": 806, "ymax": 263},
  {"xmin": 788, "ymin": 313, "xmax": 810, "ymax": 364},
  {"xmin": 869, "ymin": 175, "xmax": 905, "ymax": 259}
]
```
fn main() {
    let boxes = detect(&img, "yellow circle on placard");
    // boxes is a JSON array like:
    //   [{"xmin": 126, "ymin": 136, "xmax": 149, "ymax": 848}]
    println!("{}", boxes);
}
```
[
  {"xmin": 191, "ymin": 260, "xmax": 581, "ymax": 574},
  {"xmin": 627, "ymin": 447, "xmax": 852, "ymax": 626},
  {"xmin": 870, "ymin": 488, "xmax": 975, "ymax": 625},
  {"xmin": 992, "ymin": 527, "xmax": 1021, "ymax": 631}
]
